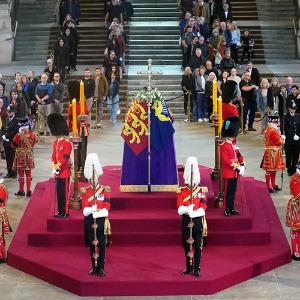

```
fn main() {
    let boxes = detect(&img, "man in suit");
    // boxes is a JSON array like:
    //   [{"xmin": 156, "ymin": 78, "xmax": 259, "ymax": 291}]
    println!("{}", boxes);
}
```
[
  {"xmin": 246, "ymin": 61, "xmax": 260, "ymax": 86},
  {"xmin": 194, "ymin": 0, "xmax": 210, "ymax": 23},
  {"xmin": 1, "ymin": 105, "xmax": 19, "ymax": 178},
  {"xmin": 219, "ymin": 4, "xmax": 233, "ymax": 23},
  {"xmin": 208, "ymin": 0, "xmax": 217, "ymax": 26}
]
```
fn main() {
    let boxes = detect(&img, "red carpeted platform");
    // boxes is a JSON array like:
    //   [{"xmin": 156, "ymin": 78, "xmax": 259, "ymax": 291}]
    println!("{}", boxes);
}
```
[{"xmin": 8, "ymin": 166, "xmax": 291, "ymax": 296}]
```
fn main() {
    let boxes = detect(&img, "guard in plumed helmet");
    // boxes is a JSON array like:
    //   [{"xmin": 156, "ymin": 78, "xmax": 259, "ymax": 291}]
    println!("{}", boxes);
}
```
[
  {"xmin": 66, "ymin": 80, "xmax": 89, "ymax": 171},
  {"xmin": 177, "ymin": 157, "xmax": 208, "ymax": 277},
  {"xmin": 220, "ymin": 116, "xmax": 245, "ymax": 217},
  {"xmin": 222, "ymin": 80, "xmax": 239, "ymax": 121},
  {"xmin": 261, "ymin": 115, "xmax": 285, "ymax": 193},
  {"xmin": 285, "ymin": 162, "xmax": 300, "ymax": 260},
  {"xmin": 0, "ymin": 178, "xmax": 12, "ymax": 263},
  {"xmin": 47, "ymin": 113, "xmax": 72, "ymax": 218},
  {"xmin": 81, "ymin": 153, "xmax": 111, "ymax": 277},
  {"xmin": 11, "ymin": 118, "xmax": 36, "ymax": 197},
  {"xmin": 284, "ymin": 100, "xmax": 300, "ymax": 176}
]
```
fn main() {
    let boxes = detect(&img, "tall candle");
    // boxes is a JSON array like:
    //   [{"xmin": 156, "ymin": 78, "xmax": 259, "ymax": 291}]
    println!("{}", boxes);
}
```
[
  {"xmin": 218, "ymin": 97, "xmax": 223, "ymax": 135},
  {"xmin": 213, "ymin": 80, "xmax": 217, "ymax": 114},
  {"xmin": 80, "ymin": 80, "xmax": 84, "ymax": 114},
  {"xmin": 72, "ymin": 99, "xmax": 77, "ymax": 136}
]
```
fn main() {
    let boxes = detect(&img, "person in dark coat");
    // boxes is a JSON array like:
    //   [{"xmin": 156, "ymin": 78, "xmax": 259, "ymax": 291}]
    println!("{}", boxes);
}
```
[
  {"xmin": 189, "ymin": 48, "xmax": 207, "ymax": 73},
  {"xmin": 54, "ymin": 38, "xmax": 70, "ymax": 82},
  {"xmin": 284, "ymin": 100, "xmax": 300, "ymax": 176},
  {"xmin": 1, "ymin": 105, "xmax": 19, "ymax": 178}
]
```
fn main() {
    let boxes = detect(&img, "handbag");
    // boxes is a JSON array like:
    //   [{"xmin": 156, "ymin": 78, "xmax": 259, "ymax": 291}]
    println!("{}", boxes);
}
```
[{"xmin": 215, "ymin": 51, "xmax": 222, "ymax": 65}]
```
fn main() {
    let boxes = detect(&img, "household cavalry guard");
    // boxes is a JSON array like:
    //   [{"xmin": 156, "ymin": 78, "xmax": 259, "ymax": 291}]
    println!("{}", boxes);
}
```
[
  {"xmin": 81, "ymin": 153, "xmax": 111, "ymax": 277},
  {"xmin": 177, "ymin": 157, "xmax": 208, "ymax": 278}
]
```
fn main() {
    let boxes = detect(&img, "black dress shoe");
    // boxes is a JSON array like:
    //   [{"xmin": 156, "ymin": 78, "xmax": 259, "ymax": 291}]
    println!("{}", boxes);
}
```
[
  {"xmin": 54, "ymin": 212, "xmax": 62, "ymax": 218},
  {"xmin": 4, "ymin": 173, "xmax": 12, "ymax": 178},
  {"xmin": 73, "ymin": 68, "xmax": 77, "ymax": 71},
  {"xmin": 273, "ymin": 185, "xmax": 282, "ymax": 191},
  {"xmin": 26, "ymin": 191, "xmax": 32, "ymax": 197},
  {"xmin": 182, "ymin": 268, "xmax": 192, "ymax": 275},
  {"xmin": 88, "ymin": 267, "xmax": 99, "ymax": 275},
  {"xmin": 15, "ymin": 191, "xmax": 25, "ymax": 196},
  {"xmin": 231, "ymin": 209, "xmax": 240, "ymax": 215},
  {"xmin": 194, "ymin": 270, "xmax": 201, "ymax": 277},
  {"xmin": 291, "ymin": 254, "xmax": 300, "ymax": 261},
  {"xmin": 99, "ymin": 269, "xmax": 106, "ymax": 277},
  {"xmin": 59, "ymin": 213, "xmax": 69, "ymax": 218},
  {"xmin": 247, "ymin": 127, "xmax": 256, "ymax": 131},
  {"xmin": 269, "ymin": 188, "xmax": 277, "ymax": 193},
  {"xmin": 224, "ymin": 210, "xmax": 231, "ymax": 217}
]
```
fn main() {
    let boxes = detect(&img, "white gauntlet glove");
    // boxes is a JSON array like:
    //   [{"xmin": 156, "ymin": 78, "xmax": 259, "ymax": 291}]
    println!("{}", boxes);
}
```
[
  {"xmin": 293, "ymin": 134, "xmax": 300, "ymax": 141},
  {"xmin": 188, "ymin": 204, "xmax": 205, "ymax": 218},
  {"xmin": 93, "ymin": 208, "xmax": 108, "ymax": 219},
  {"xmin": 239, "ymin": 165, "xmax": 245, "ymax": 175},
  {"xmin": 178, "ymin": 206, "xmax": 189, "ymax": 215},
  {"xmin": 83, "ymin": 207, "xmax": 93, "ymax": 217}
]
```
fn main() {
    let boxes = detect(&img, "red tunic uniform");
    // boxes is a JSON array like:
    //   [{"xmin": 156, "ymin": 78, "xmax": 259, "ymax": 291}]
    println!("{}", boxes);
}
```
[
  {"xmin": 81, "ymin": 184, "xmax": 111, "ymax": 271},
  {"xmin": 52, "ymin": 137, "xmax": 72, "ymax": 178},
  {"xmin": 285, "ymin": 171, "xmax": 300, "ymax": 259},
  {"xmin": 222, "ymin": 103, "xmax": 239, "ymax": 121},
  {"xmin": 220, "ymin": 139, "xmax": 244, "ymax": 178},
  {"xmin": 261, "ymin": 125, "xmax": 285, "ymax": 171},
  {"xmin": 67, "ymin": 102, "xmax": 89, "ymax": 136},
  {"xmin": 177, "ymin": 185, "xmax": 208, "ymax": 274},
  {"xmin": 12, "ymin": 130, "xmax": 36, "ymax": 170}
]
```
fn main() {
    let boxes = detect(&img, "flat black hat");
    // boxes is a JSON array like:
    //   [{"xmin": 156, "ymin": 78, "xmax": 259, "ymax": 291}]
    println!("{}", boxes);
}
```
[
  {"xmin": 47, "ymin": 113, "xmax": 69, "ymax": 136},
  {"xmin": 221, "ymin": 116, "xmax": 240, "ymax": 138},
  {"xmin": 222, "ymin": 80, "xmax": 238, "ymax": 104},
  {"xmin": 67, "ymin": 79, "xmax": 80, "ymax": 103}
]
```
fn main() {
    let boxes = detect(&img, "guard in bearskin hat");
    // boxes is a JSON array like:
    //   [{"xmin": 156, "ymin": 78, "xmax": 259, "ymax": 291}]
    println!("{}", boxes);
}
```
[
  {"xmin": 220, "ymin": 116, "xmax": 245, "ymax": 216},
  {"xmin": 66, "ymin": 80, "xmax": 89, "ymax": 171},
  {"xmin": 81, "ymin": 153, "xmax": 111, "ymax": 277},
  {"xmin": 47, "ymin": 113, "xmax": 72, "ymax": 218},
  {"xmin": 261, "ymin": 115, "xmax": 285, "ymax": 193},
  {"xmin": 0, "ymin": 178, "xmax": 12, "ymax": 263},
  {"xmin": 285, "ymin": 162, "xmax": 300, "ymax": 260},
  {"xmin": 177, "ymin": 157, "xmax": 208, "ymax": 277},
  {"xmin": 11, "ymin": 118, "xmax": 36, "ymax": 196},
  {"xmin": 222, "ymin": 80, "xmax": 239, "ymax": 121},
  {"xmin": 284, "ymin": 100, "xmax": 300, "ymax": 176}
]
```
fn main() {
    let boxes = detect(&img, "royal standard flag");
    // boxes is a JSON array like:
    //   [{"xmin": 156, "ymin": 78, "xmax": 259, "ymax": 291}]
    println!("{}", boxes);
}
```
[{"xmin": 121, "ymin": 100, "xmax": 149, "ymax": 155}]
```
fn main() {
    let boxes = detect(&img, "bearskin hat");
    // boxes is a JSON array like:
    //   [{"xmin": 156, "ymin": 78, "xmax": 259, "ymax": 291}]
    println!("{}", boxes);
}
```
[
  {"xmin": 67, "ymin": 79, "xmax": 80, "ymax": 103},
  {"xmin": 47, "ymin": 113, "xmax": 69, "ymax": 136},
  {"xmin": 222, "ymin": 80, "xmax": 238, "ymax": 104},
  {"xmin": 221, "ymin": 115, "xmax": 240, "ymax": 138}
]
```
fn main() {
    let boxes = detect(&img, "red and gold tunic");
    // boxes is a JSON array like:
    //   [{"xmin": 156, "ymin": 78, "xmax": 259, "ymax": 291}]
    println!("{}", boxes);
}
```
[
  {"xmin": 67, "ymin": 102, "xmax": 89, "ymax": 137},
  {"xmin": 0, "ymin": 182, "xmax": 11, "ymax": 236},
  {"xmin": 220, "ymin": 139, "xmax": 245, "ymax": 178},
  {"xmin": 261, "ymin": 125, "xmax": 285, "ymax": 171},
  {"xmin": 52, "ymin": 137, "xmax": 72, "ymax": 178},
  {"xmin": 286, "ymin": 172, "xmax": 300, "ymax": 230},
  {"xmin": 12, "ymin": 129, "xmax": 36, "ymax": 170},
  {"xmin": 81, "ymin": 184, "xmax": 111, "ymax": 211},
  {"xmin": 177, "ymin": 186, "xmax": 208, "ymax": 211}
]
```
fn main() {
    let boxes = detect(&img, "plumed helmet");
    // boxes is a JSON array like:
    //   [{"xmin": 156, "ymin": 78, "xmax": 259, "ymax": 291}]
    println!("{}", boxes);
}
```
[
  {"xmin": 221, "ymin": 116, "xmax": 240, "ymax": 138},
  {"xmin": 84, "ymin": 153, "xmax": 103, "ymax": 180},
  {"xmin": 183, "ymin": 157, "xmax": 201, "ymax": 186},
  {"xmin": 222, "ymin": 80, "xmax": 238, "ymax": 103},
  {"xmin": 47, "ymin": 113, "xmax": 69, "ymax": 136},
  {"xmin": 67, "ymin": 79, "xmax": 80, "ymax": 103}
]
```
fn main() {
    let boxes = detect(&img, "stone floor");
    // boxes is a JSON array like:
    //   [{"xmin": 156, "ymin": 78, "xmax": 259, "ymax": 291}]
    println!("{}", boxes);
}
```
[{"xmin": 0, "ymin": 115, "xmax": 299, "ymax": 300}]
